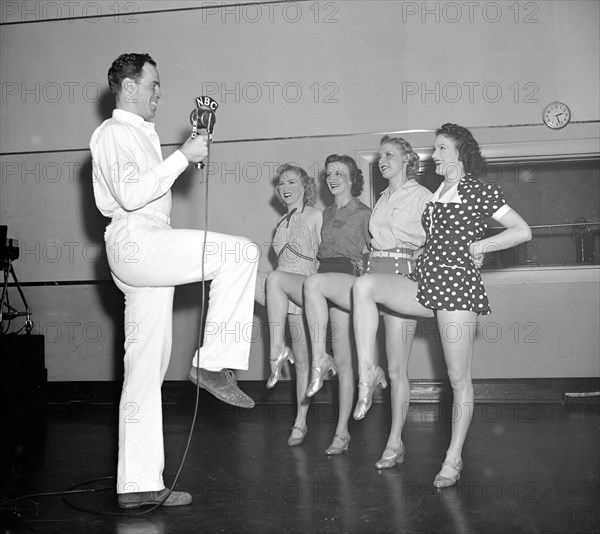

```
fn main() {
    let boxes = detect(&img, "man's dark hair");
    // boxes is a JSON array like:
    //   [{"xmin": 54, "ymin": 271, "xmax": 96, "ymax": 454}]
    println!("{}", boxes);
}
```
[{"xmin": 108, "ymin": 53, "xmax": 156, "ymax": 95}]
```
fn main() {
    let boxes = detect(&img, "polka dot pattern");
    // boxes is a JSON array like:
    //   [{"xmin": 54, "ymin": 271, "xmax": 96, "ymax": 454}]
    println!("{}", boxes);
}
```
[{"xmin": 407, "ymin": 176, "xmax": 506, "ymax": 315}]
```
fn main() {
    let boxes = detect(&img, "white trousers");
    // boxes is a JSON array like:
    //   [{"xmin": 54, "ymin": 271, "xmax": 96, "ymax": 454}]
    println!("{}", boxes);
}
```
[{"xmin": 104, "ymin": 211, "xmax": 259, "ymax": 493}]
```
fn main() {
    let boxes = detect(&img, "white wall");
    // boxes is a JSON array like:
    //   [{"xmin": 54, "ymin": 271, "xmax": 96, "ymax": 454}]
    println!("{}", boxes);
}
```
[{"xmin": 1, "ymin": 0, "xmax": 599, "ymax": 381}]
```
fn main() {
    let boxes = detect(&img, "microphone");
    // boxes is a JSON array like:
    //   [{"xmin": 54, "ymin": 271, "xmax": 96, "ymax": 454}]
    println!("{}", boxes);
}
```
[{"xmin": 190, "ymin": 96, "xmax": 218, "ymax": 169}]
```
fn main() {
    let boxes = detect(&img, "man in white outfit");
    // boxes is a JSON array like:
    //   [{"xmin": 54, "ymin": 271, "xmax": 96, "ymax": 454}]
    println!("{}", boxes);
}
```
[{"xmin": 90, "ymin": 53, "xmax": 259, "ymax": 509}]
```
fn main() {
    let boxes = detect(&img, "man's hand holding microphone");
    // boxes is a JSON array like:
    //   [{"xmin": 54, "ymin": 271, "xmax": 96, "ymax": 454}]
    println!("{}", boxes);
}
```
[{"xmin": 180, "ymin": 133, "xmax": 208, "ymax": 165}]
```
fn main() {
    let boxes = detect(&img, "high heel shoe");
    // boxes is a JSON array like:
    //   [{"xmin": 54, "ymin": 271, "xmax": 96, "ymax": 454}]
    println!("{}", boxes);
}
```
[
  {"xmin": 352, "ymin": 366, "xmax": 387, "ymax": 420},
  {"xmin": 374, "ymin": 444, "xmax": 405, "ymax": 469},
  {"xmin": 266, "ymin": 346, "xmax": 294, "ymax": 389},
  {"xmin": 306, "ymin": 355, "xmax": 337, "ymax": 397},
  {"xmin": 287, "ymin": 425, "xmax": 307, "ymax": 447},
  {"xmin": 433, "ymin": 460, "xmax": 463, "ymax": 488},
  {"xmin": 325, "ymin": 434, "xmax": 351, "ymax": 455}
]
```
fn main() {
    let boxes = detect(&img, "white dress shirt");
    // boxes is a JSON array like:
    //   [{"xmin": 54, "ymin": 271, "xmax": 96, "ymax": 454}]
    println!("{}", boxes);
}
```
[
  {"xmin": 369, "ymin": 179, "xmax": 432, "ymax": 250},
  {"xmin": 89, "ymin": 109, "xmax": 188, "ymax": 219}
]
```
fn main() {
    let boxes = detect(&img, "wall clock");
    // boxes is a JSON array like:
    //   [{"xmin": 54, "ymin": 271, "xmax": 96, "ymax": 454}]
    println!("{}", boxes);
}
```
[{"xmin": 542, "ymin": 102, "xmax": 571, "ymax": 129}]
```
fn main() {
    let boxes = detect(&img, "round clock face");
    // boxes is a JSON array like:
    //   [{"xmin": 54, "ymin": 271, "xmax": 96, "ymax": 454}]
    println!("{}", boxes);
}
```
[{"xmin": 543, "ymin": 102, "xmax": 571, "ymax": 129}]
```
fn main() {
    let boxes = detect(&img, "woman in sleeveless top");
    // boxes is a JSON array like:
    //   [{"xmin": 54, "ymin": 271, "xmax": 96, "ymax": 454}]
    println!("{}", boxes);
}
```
[
  {"xmin": 259, "ymin": 156, "xmax": 370, "ymax": 448},
  {"xmin": 297, "ymin": 155, "xmax": 371, "ymax": 455},
  {"xmin": 255, "ymin": 164, "xmax": 322, "ymax": 447}
]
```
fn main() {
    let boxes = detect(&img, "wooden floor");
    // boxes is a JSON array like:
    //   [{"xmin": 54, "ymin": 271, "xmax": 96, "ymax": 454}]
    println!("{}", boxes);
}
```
[{"xmin": 1, "ymin": 394, "xmax": 599, "ymax": 534}]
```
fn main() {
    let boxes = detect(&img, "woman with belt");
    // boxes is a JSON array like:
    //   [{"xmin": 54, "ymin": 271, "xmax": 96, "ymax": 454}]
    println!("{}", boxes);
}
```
[
  {"xmin": 303, "ymin": 137, "xmax": 431, "ymax": 461},
  {"xmin": 352, "ymin": 124, "xmax": 531, "ymax": 486},
  {"xmin": 255, "ymin": 163, "xmax": 321, "ymax": 447},
  {"xmin": 265, "ymin": 154, "xmax": 371, "ymax": 448}
]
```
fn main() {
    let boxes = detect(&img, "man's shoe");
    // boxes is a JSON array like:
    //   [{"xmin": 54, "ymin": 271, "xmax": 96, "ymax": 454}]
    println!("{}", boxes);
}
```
[
  {"xmin": 117, "ymin": 488, "xmax": 192, "ymax": 509},
  {"xmin": 189, "ymin": 367, "xmax": 255, "ymax": 409}
]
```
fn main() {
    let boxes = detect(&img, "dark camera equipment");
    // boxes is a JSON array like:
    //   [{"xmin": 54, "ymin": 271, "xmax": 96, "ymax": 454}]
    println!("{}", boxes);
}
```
[
  {"xmin": 1, "ymin": 225, "xmax": 19, "ymax": 263},
  {"xmin": 1, "ymin": 225, "xmax": 32, "ymax": 333},
  {"xmin": 190, "ymin": 96, "xmax": 218, "ymax": 169}
]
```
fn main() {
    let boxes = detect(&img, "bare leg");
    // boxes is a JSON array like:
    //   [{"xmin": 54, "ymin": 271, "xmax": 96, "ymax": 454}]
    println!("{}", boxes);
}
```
[
  {"xmin": 329, "ymin": 307, "xmax": 353, "ymax": 443},
  {"xmin": 353, "ymin": 274, "xmax": 431, "ymax": 380},
  {"xmin": 287, "ymin": 313, "xmax": 311, "ymax": 444},
  {"xmin": 254, "ymin": 271, "xmax": 268, "ymax": 307},
  {"xmin": 382, "ymin": 314, "xmax": 417, "ymax": 451},
  {"xmin": 352, "ymin": 274, "xmax": 432, "ymax": 419},
  {"xmin": 304, "ymin": 273, "xmax": 354, "ymax": 385},
  {"xmin": 435, "ymin": 310, "xmax": 476, "ymax": 483},
  {"xmin": 266, "ymin": 270, "xmax": 306, "ymax": 361}
]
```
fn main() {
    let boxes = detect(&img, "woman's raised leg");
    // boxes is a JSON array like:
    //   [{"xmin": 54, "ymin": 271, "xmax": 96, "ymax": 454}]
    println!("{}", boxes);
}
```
[
  {"xmin": 352, "ymin": 274, "xmax": 431, "ymax": 420},
  {"xmin": 304, "ymin": 273, "xmax": 355, "ymax": 397},
  {"xmin": 265, "ymin": 271, "xmax": 306, "ymax": 387}
]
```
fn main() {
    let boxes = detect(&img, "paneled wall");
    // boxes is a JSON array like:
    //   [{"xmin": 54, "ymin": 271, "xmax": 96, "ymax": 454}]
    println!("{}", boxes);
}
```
[{"xmin": 1, "ymin": 1, "xmax": 599, "ymax": 381}]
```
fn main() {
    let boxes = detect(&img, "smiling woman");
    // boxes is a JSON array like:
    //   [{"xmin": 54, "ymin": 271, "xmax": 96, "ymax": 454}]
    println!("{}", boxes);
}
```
[
  {"xmin": 255, "ymin": 156, "xmax": 371, "ymax": 449},
  {"xmin": 303, "ymin": 139, "xmax": 431, "ymax": 459},
  {"xmin": 317, "ymin": 154, "xmax": 371, "ymax": 275},
  {"xmin": 351, "ymin": 123, "xmax": 532, "ymax": 488},
  {"xmin": 254, "ymin": 163, "xmax": 322, "ymax": 446}
]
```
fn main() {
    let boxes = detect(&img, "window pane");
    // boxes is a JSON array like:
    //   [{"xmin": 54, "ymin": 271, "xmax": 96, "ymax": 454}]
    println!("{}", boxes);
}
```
[{"xmin": 369, "ymin": 158, "xmax": 600, "ymax": 268}]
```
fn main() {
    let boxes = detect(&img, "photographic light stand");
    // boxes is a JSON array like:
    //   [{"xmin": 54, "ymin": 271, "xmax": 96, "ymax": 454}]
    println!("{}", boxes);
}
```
[{"xmin": 1, "ymin": 258, "xmax": 33, "ymax": 334}]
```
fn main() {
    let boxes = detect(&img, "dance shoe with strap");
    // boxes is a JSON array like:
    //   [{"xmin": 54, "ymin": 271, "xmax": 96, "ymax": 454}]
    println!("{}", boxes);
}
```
[
  {"xmin": 433, "ymin": 460, "xmax": 463, "ymax": 488},
  {"xmin": 353, "ymin": 366, "xmax": 388, "ymax": 420},
  {"xmin": 287, "ymin": 425, "xmax": 308, "ymax": 447},
  {"xmin": 306, "ymin": 355, "xmax": 337, "ymax": 397},
  {"xmin": 266, "ymin": 346, "xmax": 295, "ymax": 389},
  {"xmin": 374, "ymin": 443, "xmax": 405, "ymax": 469},
  {"xmin": 325, "ymin": 433, "xmax": 351, "ymax": 455}
]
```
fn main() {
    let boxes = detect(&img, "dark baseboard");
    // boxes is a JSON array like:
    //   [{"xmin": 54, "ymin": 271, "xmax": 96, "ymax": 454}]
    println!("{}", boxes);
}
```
[{"xmin": 43, "ymin": 377, "xmax": 600, "ymax": 405}]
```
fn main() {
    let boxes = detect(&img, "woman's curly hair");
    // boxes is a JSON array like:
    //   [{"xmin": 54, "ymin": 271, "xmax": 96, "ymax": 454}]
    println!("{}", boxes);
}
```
[
  {"xmin": 435, "ymin": 123, "xmax": 485, "ymax": 175},
  {"xmin": 380, "ymin": 135, "xmax": 421, "ymax": 178},
  {"xmin": 272, "ymin": 163, "xmax": 317, "ymax": 207},
  {"xmin": 323, "ymin": 154, "xmax": 364, "ymax": 197}
]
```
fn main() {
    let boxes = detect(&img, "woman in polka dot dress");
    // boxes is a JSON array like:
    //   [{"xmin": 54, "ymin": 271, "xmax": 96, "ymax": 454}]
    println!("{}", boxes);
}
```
[{"xmin": 351, "ymin": 123, "xmax": 532, "ymax": 487}]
